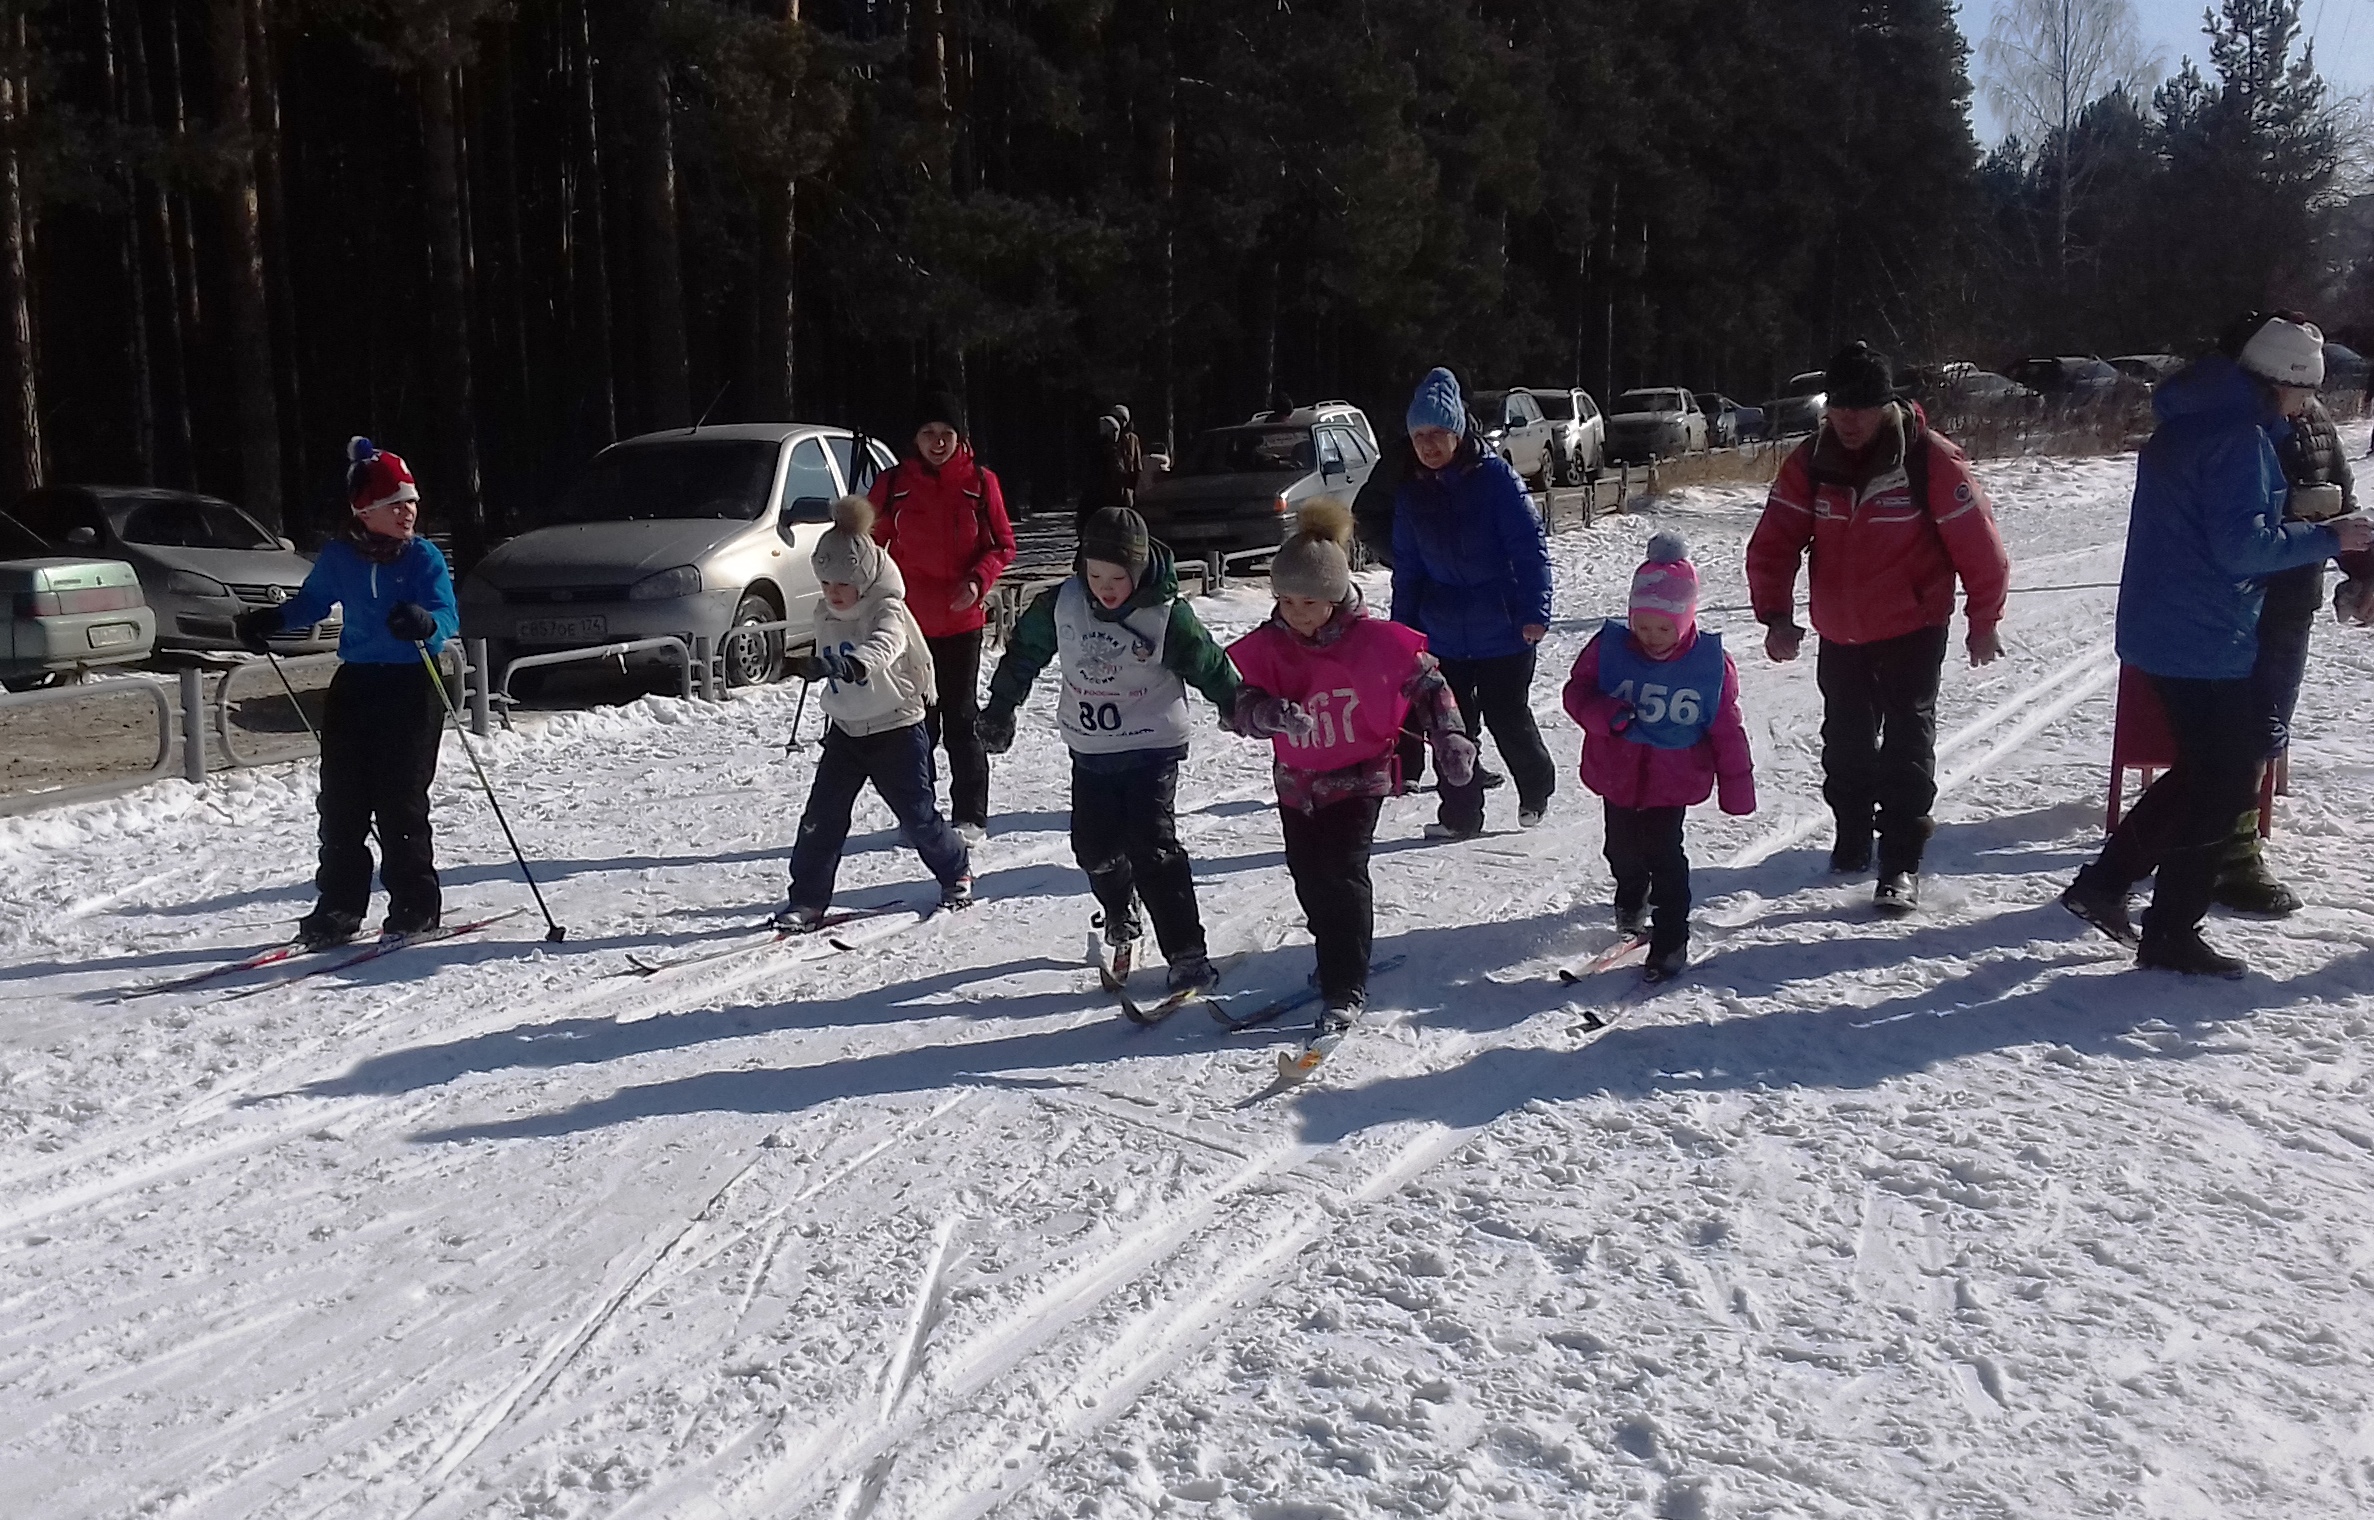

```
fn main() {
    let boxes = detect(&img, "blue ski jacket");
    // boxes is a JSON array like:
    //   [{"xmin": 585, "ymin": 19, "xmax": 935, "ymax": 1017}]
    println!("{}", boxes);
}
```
[
  {"xmin": 281, "ymin": 535, "xmax": 460, "ymax": 665},
  {"xmin": 2116, "ymin": 355, "xmax": 2342, "ymax": 681},
  {"xmin": 1389, "ymin": 439, "xmax": 1555, "ymax": 661}
]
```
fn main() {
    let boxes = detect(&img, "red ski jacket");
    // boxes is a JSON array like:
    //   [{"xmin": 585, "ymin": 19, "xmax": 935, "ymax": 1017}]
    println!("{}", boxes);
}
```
[
  {"xmin": 1746, "ymin": 407, "xmax": 2010, "ymax": 648},
  {"xmin": 868, "ymin": 446, "xmax": 1018, "ymax": 640}
]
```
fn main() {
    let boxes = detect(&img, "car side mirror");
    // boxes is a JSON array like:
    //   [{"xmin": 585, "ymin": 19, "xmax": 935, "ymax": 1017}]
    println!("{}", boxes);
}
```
[
  {"xmin": 277, "ymin": 536, "xmax": 295, "ymax": 553},
  {"xmin": 779, "ymin": 497, "xmax": 833, "ymax": 540},
  {"xmin": 66, "ymin": 526, "xmax": 97, "ymax": 548}
]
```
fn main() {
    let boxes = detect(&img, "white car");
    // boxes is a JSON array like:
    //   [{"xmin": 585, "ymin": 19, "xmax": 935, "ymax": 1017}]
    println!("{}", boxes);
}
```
[
  {"xmin": 1530, "ymin": 387, "xmax": 1605, "ymax": 484},
  {"xmin": 1604, "ymin": 388, "xmax": 1710, "ymax": 463},
  {"xmin": 1, "ymin": 509, "xmax": 156, "ymax": 691},
  {"xmin": 1469, "ymin": 389, "xmax": 1560, "ymax": 488},
  {"xmin": 459, "ymin": 424, "xmax": 896, "ymax": 689}
]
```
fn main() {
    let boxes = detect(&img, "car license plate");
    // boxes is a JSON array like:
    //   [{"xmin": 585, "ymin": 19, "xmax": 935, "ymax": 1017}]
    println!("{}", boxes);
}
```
[
  {"xmin": 87, "ymin": 623, "xmax": 138, "ymax": 649},
  {"xmin": 517, "ymin": 615, "xmax": 607, "ymax": 642}
]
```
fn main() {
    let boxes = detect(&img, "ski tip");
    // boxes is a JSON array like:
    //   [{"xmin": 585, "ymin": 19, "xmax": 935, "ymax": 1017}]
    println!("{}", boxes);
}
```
[{"xmin": 1557, "ymin": 968, "xmax": 1582, "ymax": 985}]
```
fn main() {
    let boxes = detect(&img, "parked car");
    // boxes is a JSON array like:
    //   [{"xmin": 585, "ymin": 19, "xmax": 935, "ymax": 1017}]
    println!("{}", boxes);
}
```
[
  {"xmin": 1694, "ymin": 393, "xmax": 1755, "ymax": 448},
  {"xmin": 1, "ymin": 508, "xmax": 155, "ymax": 690},
  {"xmin": 1730, "ymin": 401, "xmax": 1769, "ymax": 442},
  {"xmin": 1469, "ymin": 389, "xmax": 1560, "ymax": 487},
  {"xmin": 1244, "ymin": 399, "xmax": 1376, "ymax": 450},
  {"xmin": 2109, "ymin": 353, "xmax": 2183, "ymax": 387},
  {"xmin": 1939, "ymin": 370, "xmax": 2044, "ymax": 420},
  {"xmin": 2321, "ymin": 342, "xmax": 2369, "ymax": 398},
  {"xmin": 9, "ymin": 485, "xmax": 336, "ymax": 655},
  {"xmin": 1763, "ymin": 371, "xmax": 1828, "ymax": 436},
  {"xmin": 458, "ymin": 423, "xmax": 895, "ymax": 688},
  {"xmin": 1603, "ymin": 388, "xmax": 1710, "ymax": 463},
  {"xmin": 2007, "ymin": 355, "xmax": 2129, "ymax": 411},
  {"xmin": 1137, "ymin": 405, "xmax": 1377, "ymax": 558},
  {"xmin": 1529, "ymin": 387, "xmax": 1605, "ymax": 484}
]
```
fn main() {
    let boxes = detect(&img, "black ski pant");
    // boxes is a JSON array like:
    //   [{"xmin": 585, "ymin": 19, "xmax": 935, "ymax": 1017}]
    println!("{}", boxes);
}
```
[
  {"xmin": 1435, "ymin": 649, "xmax": 1555, "ymax": 831},
  {"xmin": 1604, "ymin": 801, "xmax": 1690, "ymax": 953},
  {"xmin": 2085, "ymin": 674, "xmax": 2261, "ymax": 940},
  {"xmin": 1280, "ymin": 793, "xmax": 1382, "ymax": 1009},
  {"xmin": 1072, "ymin": 753, "xmax": 1205, "ymax": 960},
  {"xmin": 789, "ymin": 721, "xmax": 971, "ymax": 912},
  {"xmin": 923, "ymin": 630, "xmax": 991, "ymax": 828},
  {"xmin": 316, "ymin": 660, "xmax": 444, "ymax": 923},
  {"xmin": 1815, "ymin": 624, "xmax": 1948, "ymax": 872}
]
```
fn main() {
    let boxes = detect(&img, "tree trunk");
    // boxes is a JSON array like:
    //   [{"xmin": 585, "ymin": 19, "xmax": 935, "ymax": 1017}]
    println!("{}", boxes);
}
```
[
  {"xmin": 421, "ymin": 50, "xmax": 487, "ymax": 564},
  {"xmin": 758, "ymin": 176, "xmax": 795, "ymax": 418},
  {"xmin": 246, "ymin": 0, "xmax": 303, "ymax": 509},
  {"xmin": 207, "ymin": 0, "xmax": 283, "ymax": 529},
  {"xmin": 102, "ymin": 0, "xmax": 156, "ymax": 483},
  {"xmin": 0, "ymin": 8, "xmax": 41, "ymax": 498},
  {"xmin": 570, "ymin": 0, "xmax": 617, "ymax": 447},
  {"xmin": 618, "ymin": 1, "xmax": 687, "ymax": 429},
  {"xmin": 128, "ymin": 0, "xmax": 193, "ymax": 485}
]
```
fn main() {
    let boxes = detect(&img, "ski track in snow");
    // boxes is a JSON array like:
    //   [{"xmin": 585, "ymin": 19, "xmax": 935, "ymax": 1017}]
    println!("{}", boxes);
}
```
[{"xmin": 7, "ymin": 453, "xmax": 2374, "ymax": 1517}]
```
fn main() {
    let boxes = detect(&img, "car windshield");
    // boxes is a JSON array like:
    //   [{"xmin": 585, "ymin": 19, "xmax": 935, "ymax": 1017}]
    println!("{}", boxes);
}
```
[
  {"xmin": 0, "ymin": 509, "xmax": 47, "ymax": 559},
  {"xmin": 1534, "ymin": 393, "xmax": 1574, "ymax": 420},
  {"xmin": 1616, "ymin": 390, "xmax": 1681, "ymax": 412},
  {"xmin": 549, "ymin": 440, "xmax": 781, "ymax": 524},
  {"xmin": 109, "ymin": 496, "xmax": 278, "ymax": 550},
  {"xmin": 1176, "ymin": 427, "xmax": 1313, "ymax": 476}
]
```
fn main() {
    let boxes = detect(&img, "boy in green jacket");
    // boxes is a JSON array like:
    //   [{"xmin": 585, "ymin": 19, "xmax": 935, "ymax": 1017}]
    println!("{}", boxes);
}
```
[{"xmin": 977, "ymin": 507, "xmax": 1239, "ymax": 995}]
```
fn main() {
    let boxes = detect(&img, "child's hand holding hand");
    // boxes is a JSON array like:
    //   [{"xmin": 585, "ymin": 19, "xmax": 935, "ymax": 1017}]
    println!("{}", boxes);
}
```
[
  {"xmin": 1237, "ymin": 693, "xmax": 1315, "ymax": 740},
  {"xmin": 977, "ymin": 706, "xmax": 1016, "ymax": 754},
  {"xmin": 1606, "ymin": 702, "xmax": 1636, "ymax": 734}
]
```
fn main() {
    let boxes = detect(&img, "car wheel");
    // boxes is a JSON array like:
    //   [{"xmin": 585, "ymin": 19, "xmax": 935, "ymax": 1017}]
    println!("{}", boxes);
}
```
[
  {"xmin": 2, "ymin": 669, "xmax": 69, "ymax": 693},
  {"xmin": 722, "ymin": 592, "xmax": 785, "ymax": 688}
]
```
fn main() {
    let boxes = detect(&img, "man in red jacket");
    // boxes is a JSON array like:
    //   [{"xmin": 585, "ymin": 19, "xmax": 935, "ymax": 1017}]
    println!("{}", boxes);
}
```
[
  {"xmin": 1747, "ymin": 341, "xmax": 2011, "ymax": 914},
  {"xmin": 868, "ymin": 390, "xmax": 1018, "ymax": 841}
]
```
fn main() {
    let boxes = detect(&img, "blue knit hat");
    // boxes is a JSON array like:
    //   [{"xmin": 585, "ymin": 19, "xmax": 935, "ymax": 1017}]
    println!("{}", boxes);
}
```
[{"xmin": 1405, "ymin": 367, "xmax": 1466, "ymax": 436}]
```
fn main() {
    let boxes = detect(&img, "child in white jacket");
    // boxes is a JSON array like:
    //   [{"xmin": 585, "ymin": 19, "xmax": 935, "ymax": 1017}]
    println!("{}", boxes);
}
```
[{"xmin": 777, "ymin": 496, "xmax": 973, "ymax": 928}]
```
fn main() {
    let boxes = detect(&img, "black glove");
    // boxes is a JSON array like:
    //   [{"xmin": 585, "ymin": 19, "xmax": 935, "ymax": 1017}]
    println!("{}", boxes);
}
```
[
  {"xmin": 802, "ymin": 649, "xmax": 863, "ymax": 683},
  {"xmin": 233, "ymin": 606, "xmax": 284, "ymax": 654},
  {"xmin": 386, "ymin": 601, "xmax": 438, "ymax": 643},
  {"xmin": 977, "ymin": 706, "xmax": 1016, "ymax": 754}
]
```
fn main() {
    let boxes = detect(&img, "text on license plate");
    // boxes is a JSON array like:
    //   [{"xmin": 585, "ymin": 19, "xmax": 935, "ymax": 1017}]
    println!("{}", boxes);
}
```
[
  {"xmin": 517, "ymin": 616, "xmax": 608, "ymax": 641},
  {"xmin": 87, "ymin": 623, "xmax": 138, "ymax": 648}
]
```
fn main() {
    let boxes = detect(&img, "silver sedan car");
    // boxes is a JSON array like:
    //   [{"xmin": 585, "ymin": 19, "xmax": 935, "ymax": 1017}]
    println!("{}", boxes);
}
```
[{"xmin": 461, "ymin": 423, "xmax": 895, "ymax": 688}]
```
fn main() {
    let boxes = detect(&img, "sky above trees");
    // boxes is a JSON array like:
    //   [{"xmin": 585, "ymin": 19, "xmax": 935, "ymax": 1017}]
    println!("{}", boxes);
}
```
[{"xmin": 1968, "ymin": 0, "xmax": 2374, "ymax": 140}]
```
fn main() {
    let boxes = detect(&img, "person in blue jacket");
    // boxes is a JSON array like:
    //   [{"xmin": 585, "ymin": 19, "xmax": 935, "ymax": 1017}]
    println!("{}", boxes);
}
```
[
  {"xmin": 1391, "ymin": 367, "xmax": 1558, "ymax": 839},
  {"xmin": 235, "ymin": 439, "xmax": 462, "ymax": 947},
  {"xmin": 2062, "ymin": 317, "xmax": 2372, "ymax": 976}
]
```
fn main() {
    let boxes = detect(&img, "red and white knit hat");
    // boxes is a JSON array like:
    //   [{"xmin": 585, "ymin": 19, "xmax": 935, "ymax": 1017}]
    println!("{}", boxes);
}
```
[
  {"xmin": 346, "ymin": 436, "xmax": 419, "ymax": 514},
  {"xmin": 1630, "ymin": 529, "xmax": 1699, "ymax": 631}
]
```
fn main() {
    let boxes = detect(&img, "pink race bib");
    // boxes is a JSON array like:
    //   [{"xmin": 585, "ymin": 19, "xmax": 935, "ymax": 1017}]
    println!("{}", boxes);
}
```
[{"xmin": 1230, "ymin": 616, "xmax": 1426, "ymax": 770}]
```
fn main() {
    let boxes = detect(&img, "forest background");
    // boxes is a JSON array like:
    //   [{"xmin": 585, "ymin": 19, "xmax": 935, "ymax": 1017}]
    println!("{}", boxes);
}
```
[{"xmin": 0, "ymin": 0, "xmax": 2363, "ymax": 555}]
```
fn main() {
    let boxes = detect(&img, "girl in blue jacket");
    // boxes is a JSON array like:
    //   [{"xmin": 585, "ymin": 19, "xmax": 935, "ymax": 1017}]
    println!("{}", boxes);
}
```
[{"xmin": 235, "ymin": 439, "xmax": 460, "ymax": 947}]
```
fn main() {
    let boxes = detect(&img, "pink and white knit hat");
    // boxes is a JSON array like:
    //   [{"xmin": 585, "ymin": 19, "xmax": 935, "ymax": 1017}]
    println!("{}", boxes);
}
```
[{"xmin": 1630, "ymin": 529, "xmax": 1699, "ymax": 628}]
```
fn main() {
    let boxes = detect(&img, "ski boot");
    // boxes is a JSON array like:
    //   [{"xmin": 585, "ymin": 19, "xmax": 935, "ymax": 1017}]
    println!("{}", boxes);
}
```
[
  {"xmin": 1873, "ymin": 871, "xmax": 1920, "ymax": 916},
  {"xmin": 1642, "ymin": 938, "xmax": 1689, "ymax": 984},
  {"xmin": 2213, "ymin": 811, "xmax": 2302, "ymax": 916},
  {"xmin": 2060, "ymin": 868, "xmax": 2137, "ymax": 946},
  {"xmin": 295, "ymin": 906, "xmax": 365, "ymax": 952},
  {"xmin": 1614, "ymin": 900, "xmax": 1649, "ymax": 942},
  {"xmin": 1424, "ymin": 821, "xmax": 1484, "ymax": 842},
  {"xmin": 1829, "ymin": 832, "xmax": 1873, "ymax": 874},
  {"xmin": 769, "ymin": 901, "xmax": 828, "ymax": 933},
  {"xmin": 939, "ymin": 875, "xmax": 975, "ymax": 912},
  {"xmin": 1166, "ymin": 950, "xmax": 1220, "ymax": 996},
  {"xmin": 383, "ymin": 905, "xmax": 441, "ymax": 938}
]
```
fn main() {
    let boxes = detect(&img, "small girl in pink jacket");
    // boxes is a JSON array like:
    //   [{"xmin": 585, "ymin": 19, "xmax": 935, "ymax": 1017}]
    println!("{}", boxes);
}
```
[{"xmin": 1562, "ymin": 531, "xmax": 1755, "ymax": 981}]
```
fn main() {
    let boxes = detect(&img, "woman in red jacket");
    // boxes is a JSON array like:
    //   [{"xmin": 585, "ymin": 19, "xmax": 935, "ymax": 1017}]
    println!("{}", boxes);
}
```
[{"xmin": 867, "ymin": 391, "xmax": 1018, "ymax": 840}]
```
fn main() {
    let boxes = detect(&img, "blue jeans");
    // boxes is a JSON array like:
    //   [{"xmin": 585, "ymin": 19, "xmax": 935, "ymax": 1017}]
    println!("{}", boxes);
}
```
[
  {"xmin": 788, "ymin": 722, "xmax": 971, "ymax": 911},
  {"xmin": 2251, "ymin": 563, "xmax": 2321, "ymax": 758}
]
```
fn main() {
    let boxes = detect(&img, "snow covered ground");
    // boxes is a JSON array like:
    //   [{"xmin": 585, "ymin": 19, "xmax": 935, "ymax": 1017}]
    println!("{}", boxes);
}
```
[{"xmin": 6, "ymin": 454, "xmax": 2374, "ymax": 1519}]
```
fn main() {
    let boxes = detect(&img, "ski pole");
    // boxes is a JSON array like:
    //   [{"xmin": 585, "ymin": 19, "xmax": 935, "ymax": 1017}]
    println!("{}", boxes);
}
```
[
  {"xmin": 416, "ymin": 642, "xmax": 566, "ymax": 942},
  {"xmin": 261, "ymin": 651, "xmax": 319, "ymax": 742},
  {"xmin": 783, "ymin": 674, "xmax": 812, "ymax": 755}
]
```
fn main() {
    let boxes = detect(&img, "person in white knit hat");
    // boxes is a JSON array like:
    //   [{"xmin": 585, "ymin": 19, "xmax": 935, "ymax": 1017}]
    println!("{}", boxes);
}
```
[{"xmin": 775, "ymin": 495, "xmax": 972, "ymax": 930}]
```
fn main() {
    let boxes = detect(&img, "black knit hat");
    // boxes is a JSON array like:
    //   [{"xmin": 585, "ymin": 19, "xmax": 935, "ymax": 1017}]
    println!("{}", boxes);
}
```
[
  {"xmin": 913, "ymin": 389, "xmax": 968, "ymax": 439},
  {"xmin": 1823, "ymin": 341, "xmax": 1897, "ymax": 409},
  {"xmin": 1079, "ymin": 506, "xmax": 1150, "ymax": 581}
]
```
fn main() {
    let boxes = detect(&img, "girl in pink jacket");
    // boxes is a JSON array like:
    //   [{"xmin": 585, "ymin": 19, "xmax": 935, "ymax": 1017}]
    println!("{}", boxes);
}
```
[
  {"xmin": 1562, "ymin": 531, "xmax": 1756, "ymax": 981},
  {"xmin": 1229, "ymin": 503, "xmax": 1475, "ymax": 1044}
]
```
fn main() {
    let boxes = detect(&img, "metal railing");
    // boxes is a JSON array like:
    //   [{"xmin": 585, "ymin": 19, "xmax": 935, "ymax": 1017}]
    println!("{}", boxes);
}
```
[
  {"xmin": 498, "ymin": 636, "xmax": 694, "ymax": 712},
  {"xmin": 0, "ymin": 675, "xmax": 180, "ymax": 817}
]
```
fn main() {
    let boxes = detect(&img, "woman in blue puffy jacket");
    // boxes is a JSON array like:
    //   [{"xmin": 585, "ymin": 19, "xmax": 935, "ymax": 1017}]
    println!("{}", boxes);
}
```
[
  {"xmin": 2061, "ymin": 316, "xmax": 2372, "ymax": 976},
  {"xmin": 1390, "ymin": 367, "xmax": 1557, "ymax": 838}
]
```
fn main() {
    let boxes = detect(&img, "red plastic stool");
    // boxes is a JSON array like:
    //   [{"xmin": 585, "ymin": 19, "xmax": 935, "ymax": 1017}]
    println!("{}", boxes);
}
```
[{"xmin": 2105, "ymin": 663, "xmax": 2283, "ymax": 835}]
